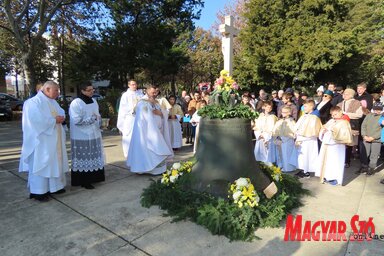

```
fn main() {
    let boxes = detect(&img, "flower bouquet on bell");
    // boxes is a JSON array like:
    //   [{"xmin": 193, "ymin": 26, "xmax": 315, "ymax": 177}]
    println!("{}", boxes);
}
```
[
  {"xmin": 211, "ymin": 70, "xmax": 240, "ymax": 107},
  {"xmin": 198, "ymin": 70, "xmax": 258, "ymax": 120}
]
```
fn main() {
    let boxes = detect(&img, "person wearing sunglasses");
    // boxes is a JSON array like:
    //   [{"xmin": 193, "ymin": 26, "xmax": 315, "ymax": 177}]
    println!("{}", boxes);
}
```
[{"xmin": 316, "ymin": 90, "xmax": 334, "ymax": 125}]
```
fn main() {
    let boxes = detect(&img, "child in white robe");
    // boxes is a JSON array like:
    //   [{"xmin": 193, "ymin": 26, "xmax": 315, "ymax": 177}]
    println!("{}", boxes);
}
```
[
  {"xmin": 294, "ymin": 99, "xmax": 322, "ymax": 178},
  {"xmin": 315, "ymin": 106, "xmax": 353, "ymax": 185},
  {"xmin": 190, "ymin": 100, "xmax": 207, "ymax": 154},
  {"xmin": 253, "ymin": 101, "xmax": 278, "ymax": 165},
  {"xmin": 273, "ymin": 106, "xmax": 297, "ymax": 172},
  {"xmin": 168, "ymin": 95, "xmax": 183, "ymax": 150}
]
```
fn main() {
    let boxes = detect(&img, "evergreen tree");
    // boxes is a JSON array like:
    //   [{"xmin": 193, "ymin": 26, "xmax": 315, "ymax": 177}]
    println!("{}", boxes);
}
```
[{"xmin": 236, "ymin": 0, "xmax": 383, "ymax": 89}]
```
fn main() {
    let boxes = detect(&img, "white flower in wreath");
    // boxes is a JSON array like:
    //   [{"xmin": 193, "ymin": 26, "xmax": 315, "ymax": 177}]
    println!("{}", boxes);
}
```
[
  {"xmin": 172, "ymin": 162, "xmax": 181, "ymax": 170},
  {"xmin": 235, "ymin": 178, "xmax": 248, "ymax": 188},
  {"xmin": 274, "ymin": 174, "xmax": 280, "ymax": 182},
  {"xmin": 169, "ymin": 175, "xmax": 178, "ymax": 183},
  {"xmin": 233, "ymin": 191, "xmax": 242, "ymax": 201}
]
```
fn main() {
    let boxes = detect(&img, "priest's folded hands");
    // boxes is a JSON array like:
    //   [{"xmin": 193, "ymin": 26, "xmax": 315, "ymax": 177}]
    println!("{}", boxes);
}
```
[
  {"xmin": 55, "ymin": 116, "xmax": 65, "ymax": 123},
  {"xmin": 153, "ymin": 109, "xmax": 163, "ymax": 117}
]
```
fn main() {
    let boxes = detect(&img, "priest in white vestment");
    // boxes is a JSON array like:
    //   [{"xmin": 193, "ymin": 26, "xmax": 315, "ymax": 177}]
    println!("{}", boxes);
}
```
[
  {"xmin": 315, "ymin": 106, "xmax": 353, "ymax": 185},
  {"xmin": 167, "ymin": 95, "xmax": 183, "ymax": 150},
  {"xmin": 117, "ymin": 80, "xmax": 144, "ymax": 158},
  {"xmin": 127, "ymin": 85, "xmax": 173, "ymax": 175},
  {"xmin": 69, "ymin": 81, "xmax": 105, "ymax": 189},
  {"xmin": 19, "ymin": 81, "xmax": 68, "ymax": 201}
]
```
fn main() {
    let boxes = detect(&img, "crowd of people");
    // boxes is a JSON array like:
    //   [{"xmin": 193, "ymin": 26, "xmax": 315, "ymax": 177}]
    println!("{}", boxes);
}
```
[
  {"xmin": 160, "ymin": 81, "xmax": 384, "ymax": 186},
  {"xmin": 19, "ymin": 79, "xmax": 384, "ymax": 201},
  {"xmin": 249, "ymin": 82, "xmax": 384, "ymax": 186}
]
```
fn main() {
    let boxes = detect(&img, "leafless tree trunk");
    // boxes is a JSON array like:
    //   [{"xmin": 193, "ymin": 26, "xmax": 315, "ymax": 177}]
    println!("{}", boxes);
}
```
[{"xmin": 2, "ymin": 0, "xmax": 67, "ymax": 94}]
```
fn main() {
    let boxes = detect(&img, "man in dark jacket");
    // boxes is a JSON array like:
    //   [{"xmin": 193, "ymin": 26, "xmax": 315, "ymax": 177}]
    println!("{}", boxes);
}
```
[
  {"xmin": 355, "ymin": 82, "xmax": 373, "ymax": 112},
  {"xmin": 328, "ymin": 83, "xmax": 343, "ymax": 106}
]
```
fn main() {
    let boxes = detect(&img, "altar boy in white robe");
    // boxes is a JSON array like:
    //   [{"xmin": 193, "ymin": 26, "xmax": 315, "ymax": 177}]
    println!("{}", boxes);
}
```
[
  {"xmin": 253, "ymin": 101, "xmax": 278, "ymax": 165},
  {"xmin": 190, "ymin": 100, "xmax": 207, "ymax": 154},
  {"xmin": 315, "ymin": 106, "xmax": 353, "ymax": 185},
  {"xmin": 168, "ymin": 95, "xmax": 183, "ymax": 150},
  {"xmin": 127, "ymin": 85, "xmax": 173, "ymax": 175},
  {"xmin": 294, "ymin": 99, "xmax": 322, "ymax": 178},
  {"xmin": 19, "ymin": 81, "xmax": 69, "ymax": 201},
  {"xmin": 117, "ymin": 80, "xmax": 144, "ymax": 158}
]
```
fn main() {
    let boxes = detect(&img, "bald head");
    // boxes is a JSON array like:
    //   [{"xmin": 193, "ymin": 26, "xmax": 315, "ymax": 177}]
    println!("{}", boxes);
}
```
[{"xmin": 42, "ymin": 81, "xmax": 60, "ymax": 99}]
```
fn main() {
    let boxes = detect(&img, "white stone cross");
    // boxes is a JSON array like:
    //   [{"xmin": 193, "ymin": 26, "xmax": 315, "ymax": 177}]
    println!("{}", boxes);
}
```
[{"xmin": 219, "ymin": 16, "xmax": 239, "ymax": 76}]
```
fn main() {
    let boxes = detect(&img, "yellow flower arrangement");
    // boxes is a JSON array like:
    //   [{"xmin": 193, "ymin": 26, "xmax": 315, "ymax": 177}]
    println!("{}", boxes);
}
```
[
  {"xmin": 270, "ymin": 165, "xmax": 283, "ymax": 182},
  {"xmin": 214, "ymin": 70, "xmax": 240, "ymax": 92},
  {"xmin": 161, "ymin": 161, "xmax": 193, "ymax": 186},
  {"xmin": 259, "ymin": 163, "xmax": 283, "ymax": 182},
  {"xmin": 228, "ymin": 178, "xmax": 260, "ymax": 208}
]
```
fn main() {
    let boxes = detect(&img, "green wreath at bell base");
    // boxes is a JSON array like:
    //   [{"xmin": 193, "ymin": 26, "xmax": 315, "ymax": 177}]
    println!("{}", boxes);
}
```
[{"xmin": 141, "ymin": 161, "xmax": 309, "ymax": 241}]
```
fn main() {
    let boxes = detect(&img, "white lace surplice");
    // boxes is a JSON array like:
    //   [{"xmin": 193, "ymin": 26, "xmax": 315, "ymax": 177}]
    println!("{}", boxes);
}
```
[{"xmin": 69, "ymin": 98, "xmax": 105, "ymax": 172}]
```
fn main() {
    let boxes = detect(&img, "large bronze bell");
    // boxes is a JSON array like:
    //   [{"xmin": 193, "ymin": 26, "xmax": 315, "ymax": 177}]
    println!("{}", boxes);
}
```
[{"xmin": 191, "ymin": 118, "xmax": 277, "ymax": 198}]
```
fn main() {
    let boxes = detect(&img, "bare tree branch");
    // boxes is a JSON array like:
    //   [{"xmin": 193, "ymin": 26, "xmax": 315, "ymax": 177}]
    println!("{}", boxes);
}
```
[
  {"xmin": 0, "ymin": 24, "xmax": 15, "ymax": 36},
  {"xmin": 37, "ymin": 0, "xmax": 64, "ymax": 38},
  {"xmin": 16, "ymin": 0, "xmax": 31, "ymax": 24},
  {"xmin": 3, "ymin": 0, "xmax": 25, "ymax": 50}
]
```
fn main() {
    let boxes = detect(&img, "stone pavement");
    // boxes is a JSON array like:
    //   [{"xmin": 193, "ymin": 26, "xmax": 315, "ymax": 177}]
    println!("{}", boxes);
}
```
[{"xmin": 0, "ymin": 120, "xmax": 383, "ymax": 256}]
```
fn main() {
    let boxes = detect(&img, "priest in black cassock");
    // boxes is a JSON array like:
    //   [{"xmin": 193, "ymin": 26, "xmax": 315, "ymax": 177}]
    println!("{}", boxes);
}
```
[{"xmin": 69, "ymin": 81, "xmax": 105, "ymax": 189}]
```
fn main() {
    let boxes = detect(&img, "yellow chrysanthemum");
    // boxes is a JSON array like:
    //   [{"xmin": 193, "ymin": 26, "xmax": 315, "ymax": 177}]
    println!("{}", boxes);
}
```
[
  {"xmin": 220, "ymin": 70, "xmax": 229, "ymax": 76},
  {"xmin": 226, "ymin": 77, "xmax": 234, "ymax": 85},
  {"xmin": 229, "ymin": 177, "xmax": 259, "ymax": 208}
]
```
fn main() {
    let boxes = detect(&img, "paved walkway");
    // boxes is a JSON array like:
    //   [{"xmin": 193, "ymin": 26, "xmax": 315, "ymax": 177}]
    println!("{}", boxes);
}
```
[{"xmin": 0, "ymin": 121, "xmax": 383, "ymax": 256}]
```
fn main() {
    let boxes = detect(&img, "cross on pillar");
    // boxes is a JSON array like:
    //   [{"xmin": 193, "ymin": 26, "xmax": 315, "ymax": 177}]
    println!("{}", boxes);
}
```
[{"xmin": 219, "ymin": 16, "xmax": 239, "ymax": 76}]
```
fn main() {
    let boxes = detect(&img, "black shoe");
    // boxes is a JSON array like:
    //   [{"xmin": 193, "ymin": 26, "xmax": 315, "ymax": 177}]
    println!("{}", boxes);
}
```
[
  {"xmin": 296, "ymin": 170, "xmax": 310, "ymax": 179},
  {"xmin": 380, "ymin": 179, "xmax": 384, "ymax": 184},
  {"xmin": 82, "ymin": 184, "xmax": 95, "ymax": 189},
  {"xmin": 295, "ymin": 170, "xmax": 304, "ymax": 177},
  {"xmin": 366, "ymin": 168, "xmax": 375, "ymax": 176},
  {"xmin": 355, "ymin": 167, "xmax": 368, "ymax": 175},
  {"xmin": 51, "ymin": 189, "xmax": 66, "ymax": 195},
  {"xmin": 29, "ymin": 193, "xmax": 50, "ymax": 202}
]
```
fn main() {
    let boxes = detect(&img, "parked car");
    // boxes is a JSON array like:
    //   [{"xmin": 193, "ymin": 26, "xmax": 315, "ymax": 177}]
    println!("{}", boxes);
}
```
[
  {"xmin": 58, "ymin": 95, "xmax": 74, "ymax": 103},
  {"xmin": 0, "ymin": 93, "xmax": 24, "ymax": 111},
  {"xmin": 0, "ymin": 100, "xmax": 13, "ymax": 121}
]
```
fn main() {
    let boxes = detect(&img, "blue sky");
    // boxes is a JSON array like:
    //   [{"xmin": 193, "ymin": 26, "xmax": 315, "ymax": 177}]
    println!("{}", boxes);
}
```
[{"xmin": 194, "ymin": 0, "xmax": 232, "ymax": 30}]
